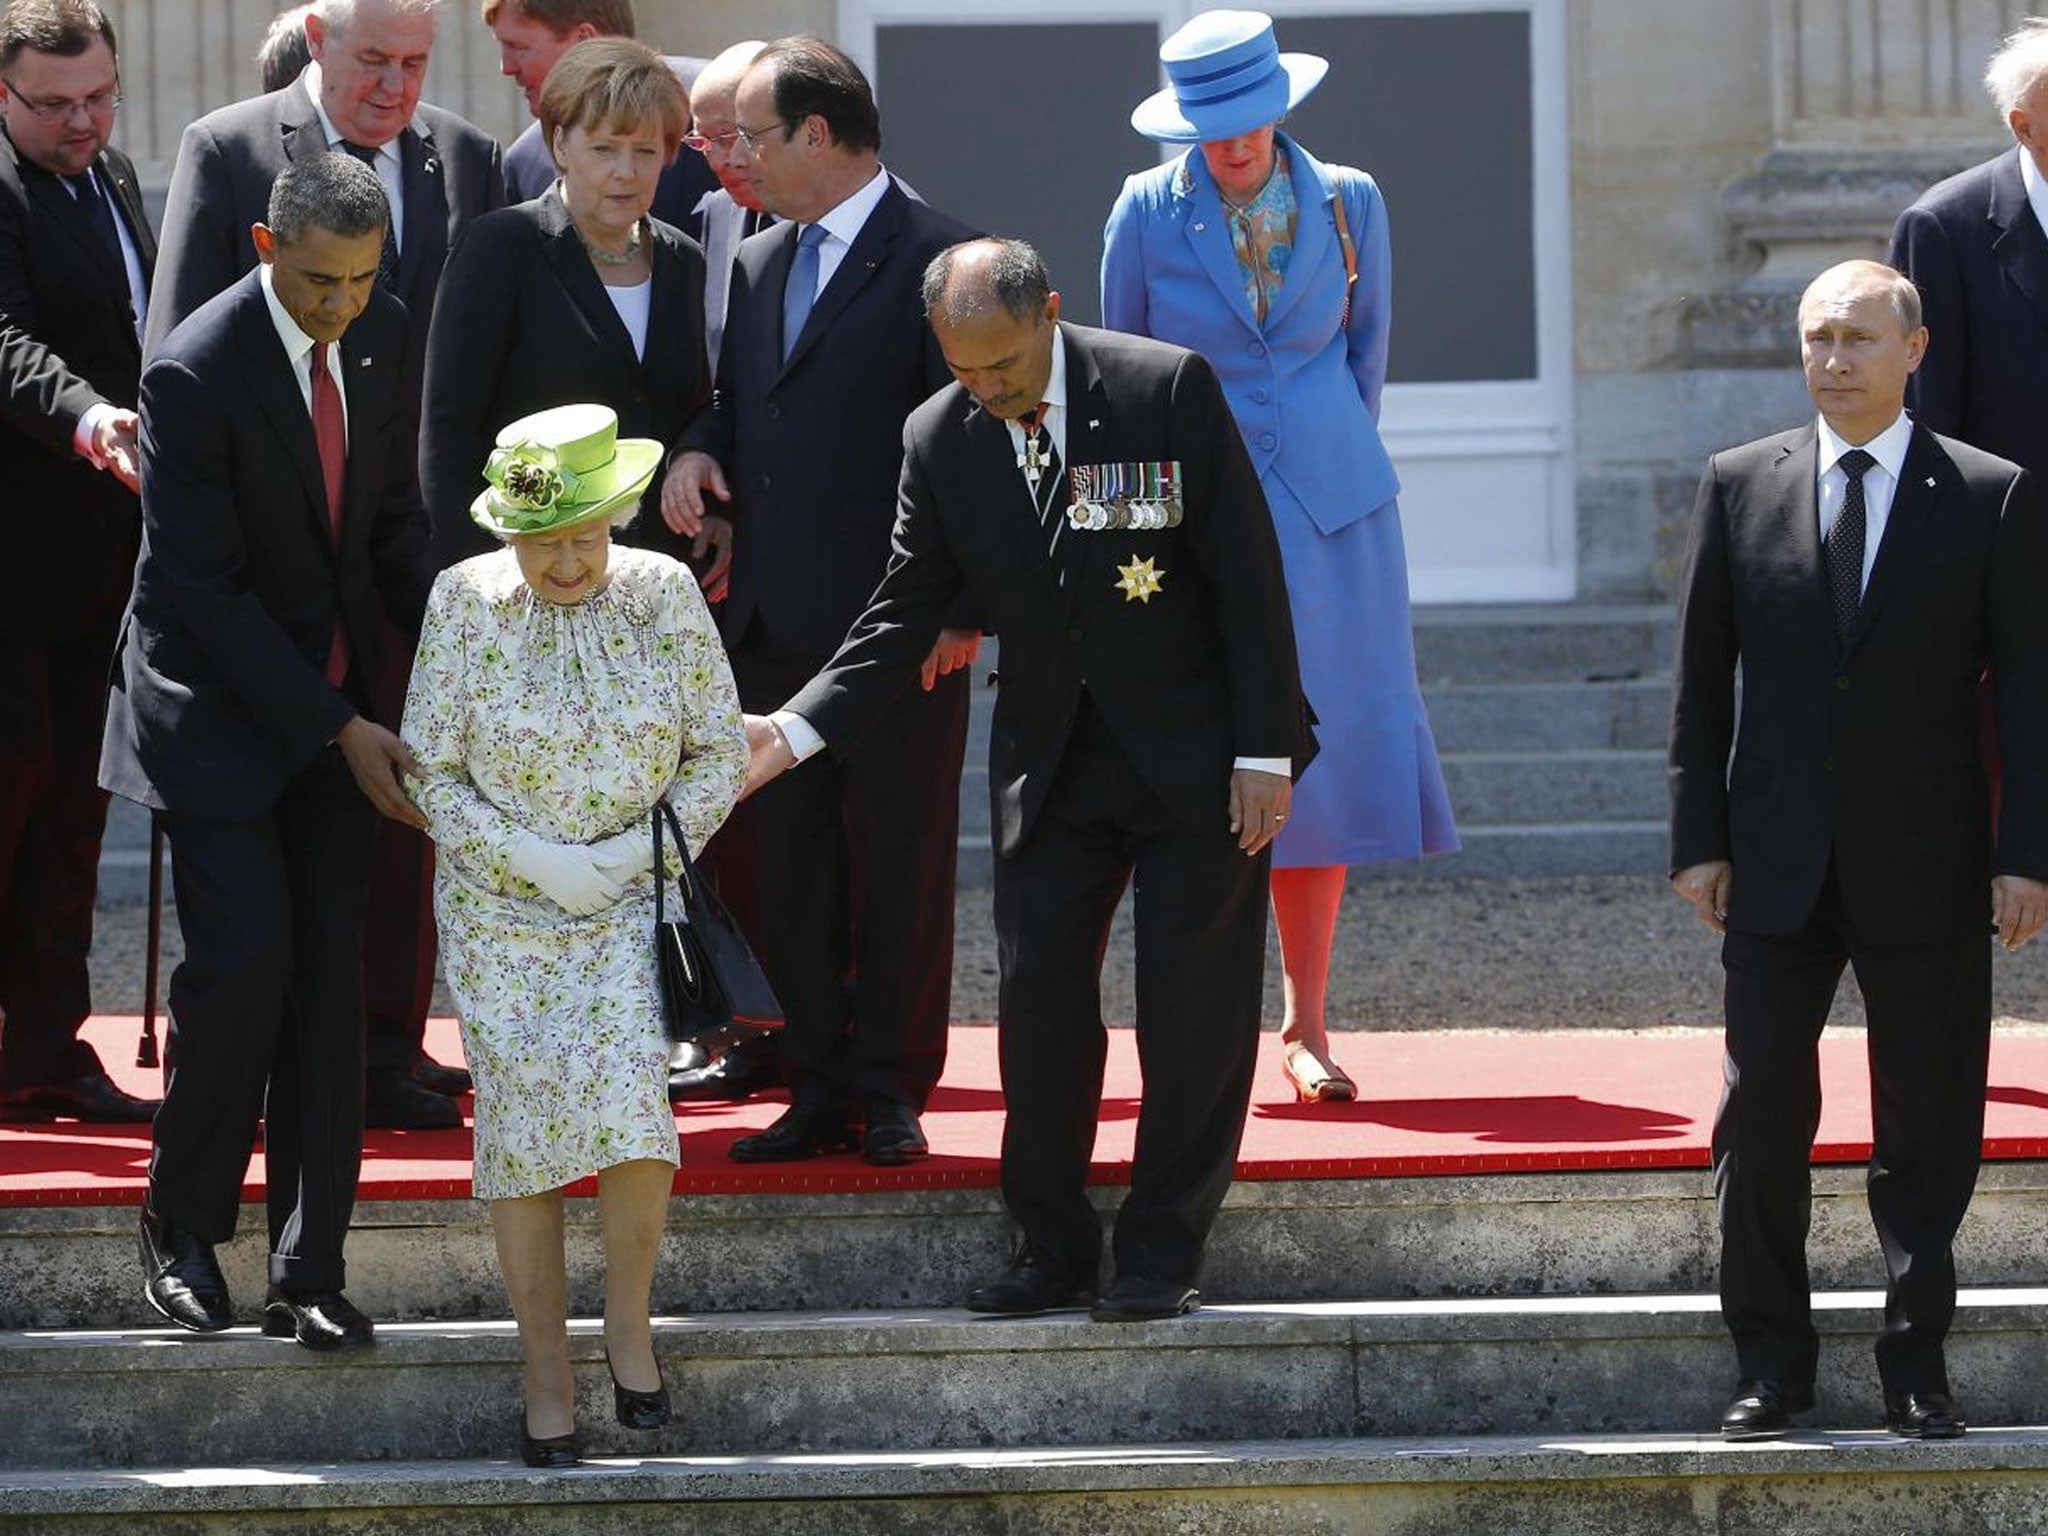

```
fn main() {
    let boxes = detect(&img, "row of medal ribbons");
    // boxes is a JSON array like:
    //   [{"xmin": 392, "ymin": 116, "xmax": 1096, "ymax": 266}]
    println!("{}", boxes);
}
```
[{"xmin": 1069, "ymin": 460, "xmax": 1185, "ymax": 531}]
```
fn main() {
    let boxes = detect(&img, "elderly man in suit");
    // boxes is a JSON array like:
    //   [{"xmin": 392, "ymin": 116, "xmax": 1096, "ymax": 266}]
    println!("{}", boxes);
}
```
[
  {"xmin": 1670, "ymin": 259, "xmax": 2048, "ymax": 1442},
  {"xmin": 148, "ymin": 0, "xmax": 503, "ymax": 1130},
  {"xmin": 1888, "ymin": 19, "xmax": 2048, "ymax": 489},
  {"xmin": 482, "ymin": 0, "xmax": 714, "ymax": 233},
  {"xmin": 681, "ymin": 38, "xmax": 767, "ymax": 375},
  {"xmin": 746, "ymin": 239, "xmax": 1310, "ymax": 1320},
  {"xmin": 103, "ymin": 153, "xmax": 435, "ymax": 1349},
  {"xmin": 664, "ymin": 37, "xmax": 979, "ymax": 1151},
  {"xmin": 0, "ymin": 0, "xmax": 155, "ymax": 1125}
]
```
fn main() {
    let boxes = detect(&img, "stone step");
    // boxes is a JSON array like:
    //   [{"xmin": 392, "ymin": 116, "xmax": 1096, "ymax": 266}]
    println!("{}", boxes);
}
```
[
  {"xmin": 6, "ymin": 1429, "xmax": 2048, "ymax": 1534},
  {"xmin": 1439, "ymin": 750, "xmax": 1665, "ymax": 825},
  {"xmin": 1412, "ymin": 603, "xmax": 1673, "ymax": 685},
  {"xmin": 6, "ymin": 1288, "xmax": 2046, "ymax": 1470},
  {"xmin": 9, "ymin": 1164, "xmax": 2046, "ymax": 1332},
  {"xmin": 1423, "ymin": 677, "xmax": 1670, "ymax": 753}
]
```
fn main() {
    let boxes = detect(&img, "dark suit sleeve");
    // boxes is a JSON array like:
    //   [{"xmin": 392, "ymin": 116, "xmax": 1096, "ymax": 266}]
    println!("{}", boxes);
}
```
[
  {"xmin": 143, "ymin": 121, "xmax": 241, "ymax": 358},
  {"xmin": 1888, "ymin": 204, "xmax": 1964, "ymax": 438},
  {"xmin": 367, "ymin": 312, "xmax": 435, "ymax": 635},
  {"xmin": 420, "ymin": 217, "xmax": 519, "ymax": 569},
  {"xmin": 788, "ymin": 426, "xmax": 965, "ymax": 746},
  {"xmin": 1168, "ymin": 348, "xmax": 1303, "ymax": 760},
  {"xmin": 1667, "ymin": 453, "xmax": 1738, "ymax": 871},
  {"xmin": 674, "ymin": 283, "xmax": 737, "ymax": 473},
  {"xmin": 0, "ymin": 186, "xmax": 104, "ymax": 455},
  {"xmin": 1990, "ymin": 467, "xmax": 2048, "ymax": 878},
  {"xmin": 138, "ymin": 355, "xmax": 355, "ymax": 756}
]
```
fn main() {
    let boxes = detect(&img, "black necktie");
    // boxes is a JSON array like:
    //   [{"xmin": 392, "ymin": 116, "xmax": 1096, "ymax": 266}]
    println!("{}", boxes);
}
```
[
  {"xmin": 337, "ymin": 142, "xmax": 399, "ymax": 287},
  {"xmin": 1826, "ymin": 447, "xmax": 1876, "ymax": 643},
  {"xmin": 741, "ymin": 208, "xmax": 767, "ymax": 240},
  {"xmin": 1018, "ymin": 405, "xmax": 1066, "ymax": 573},
  {"xmin": 64, "ymin": 170, "xmax": 120, "ymax": 263}
]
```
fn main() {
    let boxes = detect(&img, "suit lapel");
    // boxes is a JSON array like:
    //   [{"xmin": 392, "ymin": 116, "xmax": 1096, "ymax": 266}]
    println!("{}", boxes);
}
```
[
  {"xmin": 278, "ymin": 85, "xmax": 328, "ymax": 165},
  {"xmin": 778, "ymin": 179, "xmax": 903, "ymax": 379},
  {"xmin": 98, "ymin": 151, "xmax": 156, "ymax": 276},
  {"xmin": 644, "ymin": 229, "xmax": 686, "ymax": 378},
  {"xmin": 1055, "ymin": 329, "xmax": 1114, "ymax": 610},
  {"xmin": 18, "ymin": 157, "xmax": 123, "ymax": 286},
  {"xmin": 967, "ymin": 403, "xmax": 1063, "ymax": 608},
  {"xmin": 1988, "ymin": 149, "xmax": 2048, "ymax": 339},
  {"xmin": 1844, "ymin": 426, "xmax": 1945, "ymax": 655},
  {"xmin": 1771, "ymin": 425, "xmax": 1836, "ymax": 649},
  {"xmin": 536, "ymin": 191, "xmax": 641, "ymax": 367},
  {"xmin": 237, "ymin": 282, "xmax": 334, "ymax": 558},
  {"xmin": 1175, "ymin": 153, "xmax": 1261, "ymax": 336},
  {"xmin": 748, "ymin": 220, "xmax": 798, "ymax": 375},
  {"xmin": 339, "ymin": 321, "xmax": 388, "ymax": 558},
  {"xmin": 1258, "ymin": 134, "xmax": 1331, "ymax": 336},
  {"xmin": 394, "ymin": 120, "xmax": 448, "ymax": 302}
]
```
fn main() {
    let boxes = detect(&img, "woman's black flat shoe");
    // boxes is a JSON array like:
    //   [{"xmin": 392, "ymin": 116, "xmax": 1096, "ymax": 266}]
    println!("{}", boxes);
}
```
[
  {"xmin": 519, "ymin": 1415, "xmax": 581, "ymax": 1468},
  {"xmin": 608, "ymin": 1349, "xmax": 672, "ymax": 1429}
]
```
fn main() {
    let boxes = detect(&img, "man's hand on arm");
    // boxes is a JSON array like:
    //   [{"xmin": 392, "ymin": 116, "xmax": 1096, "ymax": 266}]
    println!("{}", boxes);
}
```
[
  {"xmin": 919, "ymin": 627, "xmax": 982, "ymax": 691},
  {"xmin": 334, "ymin": 716, "xmax": 427, "ymax": 828},
  {"xmin": 1993, "ymin": 875, "xmax": 2048, "ymax": 951},
  {"xmin": 661, "ymin": 450, "xmax": 728, "ymax": 538},
  {"xmin": 1671, "ymin": 860, "xmax": 1733, "ymax": 934},
  {"xmin": 1228, "ymin": 768, "xmax": 1292, "ymax": 855},
  {"xmin": 742, "ymin": 713, "xmax": 798, "ymax": 801}
]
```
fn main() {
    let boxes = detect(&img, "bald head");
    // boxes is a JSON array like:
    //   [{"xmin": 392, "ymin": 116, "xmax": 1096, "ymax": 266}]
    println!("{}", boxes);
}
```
[
  {"xmin": 692, "ymin": 38, "xmax": 766, "ymax": 109},
  {"xmin": 690, "ymin": 38, "xmax": 765, "ymax": 207},
  {"xmin": 922, "ymin": 238, "xmax": 1054, "ymax": 329}
]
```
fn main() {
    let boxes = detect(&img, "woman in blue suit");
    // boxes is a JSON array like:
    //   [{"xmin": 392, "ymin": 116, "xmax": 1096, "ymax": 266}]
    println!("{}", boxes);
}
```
[{"xmin": 1103, "ymin": 10, "xmax": 1456, "ymax": 1102}]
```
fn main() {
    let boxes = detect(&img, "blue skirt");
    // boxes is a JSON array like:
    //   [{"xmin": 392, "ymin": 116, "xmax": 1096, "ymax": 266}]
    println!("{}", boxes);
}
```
[{"xmin": 1265, "ymin": 476, "xmax": 1458, "ymax": 869}]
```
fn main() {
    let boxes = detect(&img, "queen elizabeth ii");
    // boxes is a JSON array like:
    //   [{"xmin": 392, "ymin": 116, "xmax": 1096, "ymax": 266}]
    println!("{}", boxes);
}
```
[{"xmin": 402, "ymin": 403, "xmax": 746, "ymax": 1467}]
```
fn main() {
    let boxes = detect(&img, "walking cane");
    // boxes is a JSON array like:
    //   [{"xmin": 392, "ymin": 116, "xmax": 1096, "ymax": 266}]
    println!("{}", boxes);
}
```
[{"xmin": 136, "ymin": 812, "xmax": 163, "ymax": 1069}]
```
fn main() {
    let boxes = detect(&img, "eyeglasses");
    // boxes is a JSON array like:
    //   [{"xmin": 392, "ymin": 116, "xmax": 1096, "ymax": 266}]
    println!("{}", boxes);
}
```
[
  {"xmin": 1, "ymin": 77, "xmax": 121, "ymax": 121},
  {"xmin": 682, "ymin": 128, "xmax": 740, "ymax": 156},
  {"xmin": 730, "ymin": 119, "xmax": 792, "ymax": 155}
]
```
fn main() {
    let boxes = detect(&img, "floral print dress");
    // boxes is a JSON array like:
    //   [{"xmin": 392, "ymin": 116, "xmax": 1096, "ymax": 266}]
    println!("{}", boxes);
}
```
[{"xmin": 403, "ymin": 546, "xmax": 746, "ymax": 1199}]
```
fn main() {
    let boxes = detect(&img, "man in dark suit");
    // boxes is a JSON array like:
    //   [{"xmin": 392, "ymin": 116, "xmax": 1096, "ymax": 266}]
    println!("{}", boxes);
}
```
[
  {"xmin": 481, "ymin": 0, "xmax": 715, "ymax": 235},
  {"xmin": 102, "ymin": 153, "xmax": 435, "ymax": 1349},
  {"xmin": 1887, "ymin": 20, "xmax": 2048, "ymax": 487},
  {"xmin": 148, "ymin": 0, "xmax": 504, "ymax": 1129},
  {"xmin": 746, "ymin": 239, "xmax": 1309, "ymax": 1320},
  {"xmin": 664, "ymin": 37, "xmax": 979, "ymax": 1155},
  {"xmin": 1669, "ymin": 259, "xmax": 2048, "ymax": 1441},
  {"xmin": 0, "ymin": 0, "xmax": 155, "ymax": 1124}
]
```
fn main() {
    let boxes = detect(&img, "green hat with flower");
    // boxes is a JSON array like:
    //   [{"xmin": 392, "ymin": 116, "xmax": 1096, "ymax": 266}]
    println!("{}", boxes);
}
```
[{"xmin": 469, "ymin": 403, "xmax": 664, "ymax": 538}]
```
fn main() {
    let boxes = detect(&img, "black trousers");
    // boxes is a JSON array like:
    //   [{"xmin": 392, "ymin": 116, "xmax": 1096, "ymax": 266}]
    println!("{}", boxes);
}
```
[
  {"xmin": 0, "ymin": 628, "xmax": 120, "ymax": 1090},
  {"xmin": 703, "ymin": 627, "xmax": 967, "ymax": 1110},
  {"xmin": 1715, "ymin": 865, "xmax": 1991, "ymax": 1395},
  {"xmin": 361, "ymin": 617, "xmax": 437, "ymax": 1077},
  {"xmin": 150, "ymin": 748, "xmax": 376, "ymax": 1290},
  {"xmin": 993, "ymin": 697, "xmax": 1269, "ymax": 1289}
]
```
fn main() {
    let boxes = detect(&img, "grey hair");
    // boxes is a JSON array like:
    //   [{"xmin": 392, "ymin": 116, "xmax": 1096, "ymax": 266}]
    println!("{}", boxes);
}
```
[
  {"xmin": 922, "ymin": 237, "xmax": 1052, "ymax": 328},
  {"xmin": 312, "ymin": 0, "xmax": 443, "ymax": 37},
  {"xmin": 266, "ymin": 151, "xmax": 391, "ymax": 244},
  {"xmin": 1985, "ymin": 17, "xmax": 2048, "ymax": 121}
]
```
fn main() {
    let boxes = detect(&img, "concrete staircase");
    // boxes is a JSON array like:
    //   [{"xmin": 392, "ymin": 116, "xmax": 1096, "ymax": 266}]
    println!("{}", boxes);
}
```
[
  {"xmin": 4, "ymin": 1161, "xmax": 2047, "ymax": 1531},
  {"xmin": 93, "ymin": 602, "xmax": 1673, "ymax": 905}
]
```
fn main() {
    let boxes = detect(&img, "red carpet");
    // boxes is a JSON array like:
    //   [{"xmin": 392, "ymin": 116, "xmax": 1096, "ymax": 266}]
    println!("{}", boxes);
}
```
[{"xmin": 7, "ymin": 1018, "xmax": 2048, "ymax": 1207}]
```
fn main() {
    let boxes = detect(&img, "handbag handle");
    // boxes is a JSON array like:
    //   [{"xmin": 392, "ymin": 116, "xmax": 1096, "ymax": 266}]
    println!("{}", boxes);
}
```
[{"xmin": 650, "ymin": 800, "xmax": 707, "ymax": 926}]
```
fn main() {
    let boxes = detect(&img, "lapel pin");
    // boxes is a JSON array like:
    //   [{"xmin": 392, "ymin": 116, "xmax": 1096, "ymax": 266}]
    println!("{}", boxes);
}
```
[
  {"xmin": 359, "ymin": 356, "xmax": 372, "ymax": 366},
  {"xmin": 1925, "ymin": 476, "xmax": 1936, "ymax": 487},
  {"xmin": 1088, "ymin": 419, "xmax": 1101, "ymax": 430}
]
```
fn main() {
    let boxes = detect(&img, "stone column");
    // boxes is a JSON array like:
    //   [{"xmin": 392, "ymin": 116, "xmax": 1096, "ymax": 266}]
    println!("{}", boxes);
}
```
[{"xmin": 1685, "ymin": 0, "xmax": 2019, "ymax": 363}]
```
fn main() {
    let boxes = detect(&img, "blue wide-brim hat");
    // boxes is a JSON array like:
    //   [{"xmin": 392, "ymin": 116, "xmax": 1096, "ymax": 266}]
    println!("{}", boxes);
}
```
[{"xmin": 1130, "ymin": 9, "xmax": 1328, "ymax": 144}]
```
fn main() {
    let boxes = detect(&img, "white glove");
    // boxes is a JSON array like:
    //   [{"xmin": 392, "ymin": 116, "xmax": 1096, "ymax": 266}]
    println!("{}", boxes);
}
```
[
  {"xmin": 589, "ymin": 825, "xmax": 655, "ymax": 883},
  {"xmin": 508, "ymin": 833, "xmax": 624, "ymax": 917}
]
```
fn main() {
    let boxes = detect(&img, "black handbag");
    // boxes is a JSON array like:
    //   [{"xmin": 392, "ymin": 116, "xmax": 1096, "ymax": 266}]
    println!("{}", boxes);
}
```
[{"xmin": 652, "ymin": 800, "xmax": 782, "ymax": 1054}]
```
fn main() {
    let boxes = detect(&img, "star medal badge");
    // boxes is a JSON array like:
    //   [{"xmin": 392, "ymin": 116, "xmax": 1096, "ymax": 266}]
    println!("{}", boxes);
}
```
[{"xmin": 1115, "ymin": 554, "xmax": 1164, "ymax": 604}]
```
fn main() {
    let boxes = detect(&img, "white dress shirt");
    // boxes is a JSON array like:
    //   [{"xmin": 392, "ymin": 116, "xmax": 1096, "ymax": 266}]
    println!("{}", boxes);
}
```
[
  {"xmin": 306, "ymin": 65, "xmax": 405, "ymax": 253},
  {"xmin": 1816, "ymin": 408, "xmax": 1913, "ymax": 594},
  {"xmin": 2021, "ymin": 144, "xmax": 2048, "ymax": 244},
  {"xmin": 774, "ymin": 327, "xmax": 1289, "ymax": 778},
  {"xmin": 260, "ymin": 263, "xmax": 349, "ymax": 441},
  {"xmin": 785, "ymin": 165, "xmax": 892, "ymax": 306}
]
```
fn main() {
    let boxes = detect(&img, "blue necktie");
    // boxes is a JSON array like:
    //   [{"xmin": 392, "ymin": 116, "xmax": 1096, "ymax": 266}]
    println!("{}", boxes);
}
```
[
  {"xmin": 64, "ymin": 170, "xmax": 120, "ymax": 262},
  {"xmin": 781, "ymin": 224, "xmax": 827, "ymax": 362}
]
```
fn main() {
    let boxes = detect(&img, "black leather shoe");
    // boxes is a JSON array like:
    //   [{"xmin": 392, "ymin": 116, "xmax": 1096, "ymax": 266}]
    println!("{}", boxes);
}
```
[
  {"xmin": 1885, "ymin": 1390, "xmax": 1966, "ymax": 1439},
  {"xmin": 364, "ymin": 1069, "xmax": 462, "ymax": 1130},
  {"xmin": 728, "ymin": 1101, "xmax": 857, "ymax": 1162},
  {"xmin": 519, "ymin": 1414, "xmax": 581, "ymax": 1468},
  {"xmin": 607, "ymin": 1349, "xmax": 671, "ymax": 1429},
  {"xmin": 1719, "ymin": 1379, "xmax": 1816, "ymax": 1439},
  {"xmin": 1090, "ymin": 1275, "xmax": 1200, "ymax": 1322},
  {"xmin": 966, "ymin": 1259, "xmax": 1094, "ymax": 1316},
  {"xmin": 262, "ymin": 1287, "xmax": 375, "ymax": 1351},
  {"xmin": 138, "ymin": 1207, "xmax": 232, "ymax": 1332},
  {"xmin": 861, "ymin": 1096, "xmax": 929, "ymax": 1166},
  {"xmin": 411, "ymin": 1055, "xmax": 472, "ymax": 1096},
  {"xmin": 2, "ymin": 1070, "xmax": 159, "ymax": 1123},
  {"xmin": 669, "ymin": 1040, "xmax": 782, "ymax": 1103}
]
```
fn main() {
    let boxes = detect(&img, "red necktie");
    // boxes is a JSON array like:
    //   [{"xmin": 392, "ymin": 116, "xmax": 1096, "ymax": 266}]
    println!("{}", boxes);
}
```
[{"xmin": 311, "ymin": 342, "xmax": 350, "ymax": 687}]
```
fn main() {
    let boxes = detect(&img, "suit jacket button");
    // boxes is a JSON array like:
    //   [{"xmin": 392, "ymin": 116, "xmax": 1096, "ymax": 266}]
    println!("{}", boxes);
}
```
[
  {"xmin": 758, "ymin": 474, "xmax": 771, "ymax": 491},
  {"xmin": 1258, "ymin": 432, "xmax": 1276, "ymax": 450},
  {"xmin": 1068, "ymin": 627, "xmax": 1083, "ymax": 643},
  {"xmin": 768, "ymin": 403, "xmax": 781, "ymax": 419},
  {"xmin": 1835, "ymin": 675, "xmax": 1850, "ymax": 691},
  {"xmin": 1253, "ymin": 388, "xmax": 1270, "ymax": 403},
  {"xmin": 1249, "ymin": 342, "xmax": 1267, "ymax": 358},
  {"xmin": 1823, "ymin": 756, "xmax": 1836, "ymax": 773}
]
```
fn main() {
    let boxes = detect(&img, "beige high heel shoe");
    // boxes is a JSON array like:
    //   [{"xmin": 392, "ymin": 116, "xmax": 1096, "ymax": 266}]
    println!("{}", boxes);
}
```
[{"xmin": 1281, "ymin": 1041, "xmax": 1357, "ymax": 1104}]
